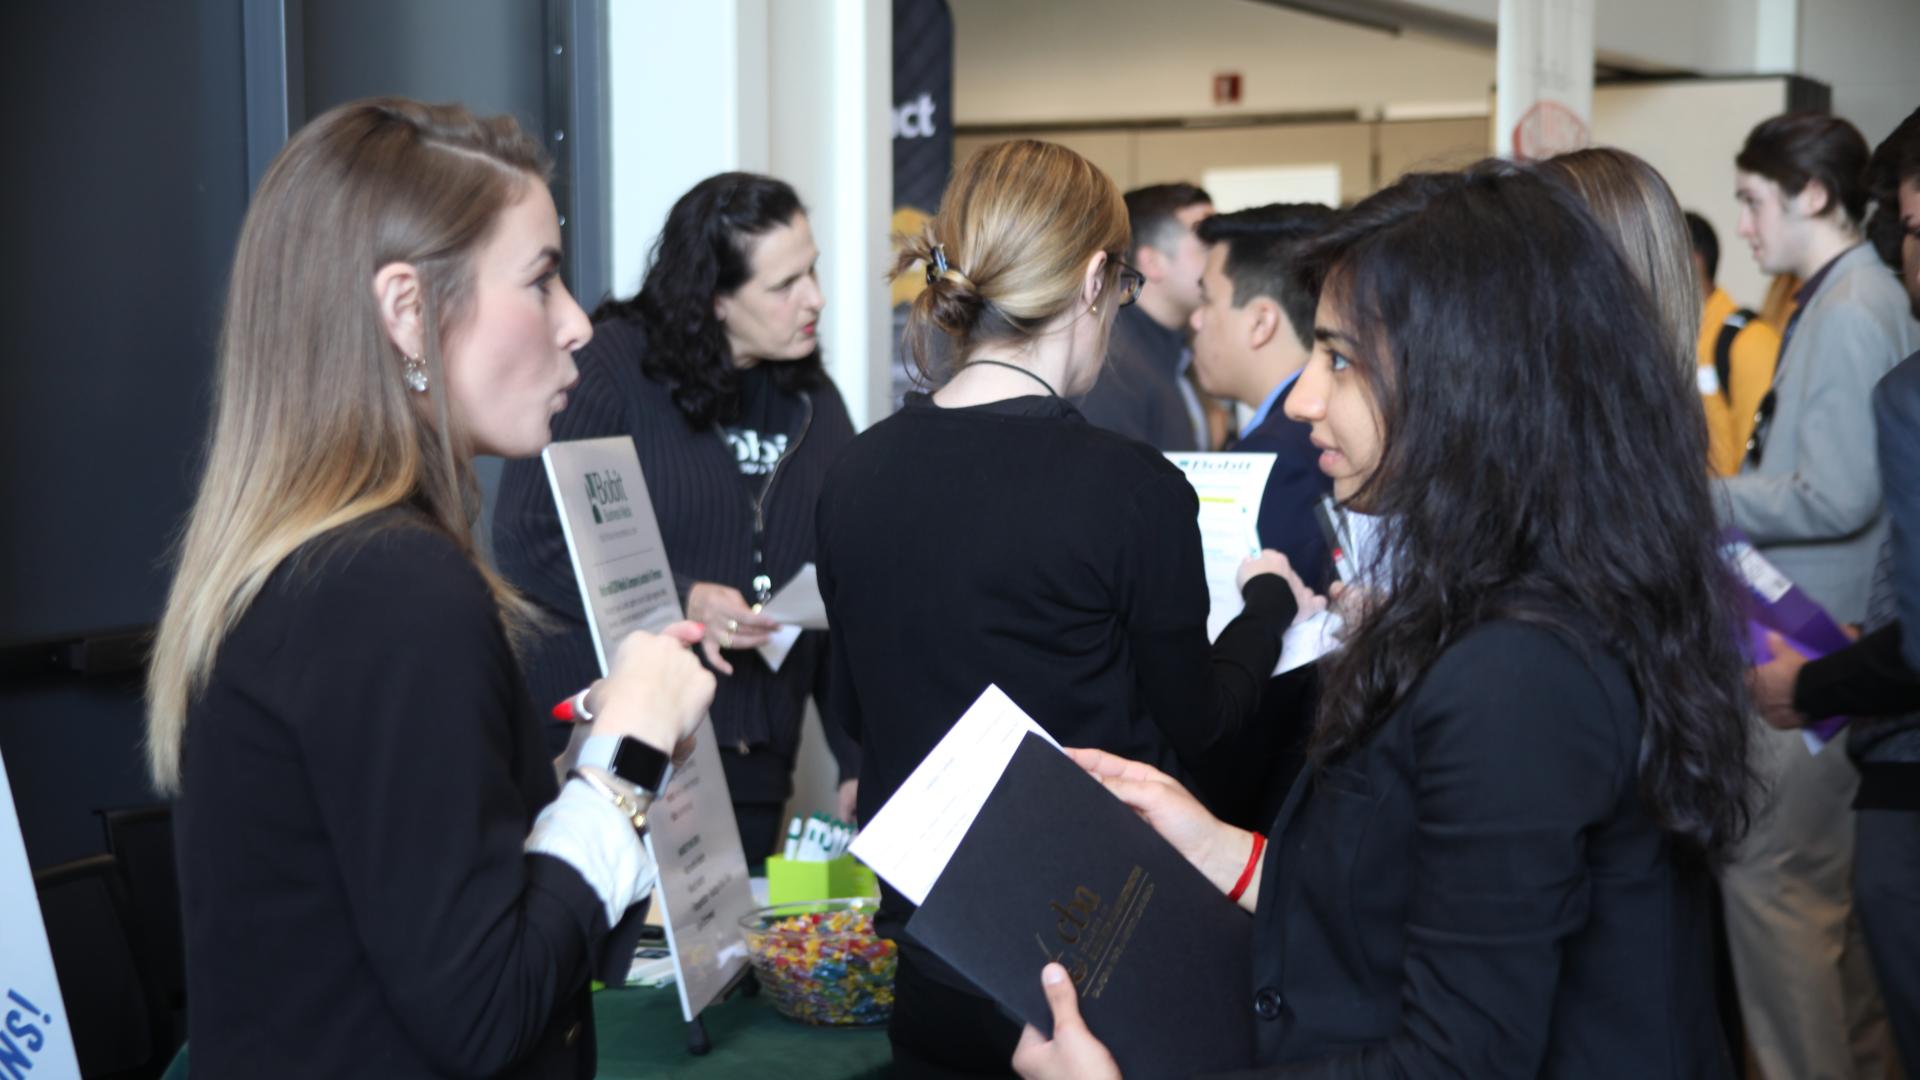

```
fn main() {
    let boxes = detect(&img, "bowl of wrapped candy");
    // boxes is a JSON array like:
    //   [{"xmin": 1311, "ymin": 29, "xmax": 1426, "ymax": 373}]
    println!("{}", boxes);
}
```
[{"xmin": 740, "ymin": 898, "xmax": 896, "ymax": 1025}]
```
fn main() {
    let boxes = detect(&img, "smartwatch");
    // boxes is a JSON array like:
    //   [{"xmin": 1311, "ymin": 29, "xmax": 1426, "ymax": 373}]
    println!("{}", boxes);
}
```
[{"xmin": 577, "ymin": 734, "xmax": 673, "ymax": 797}]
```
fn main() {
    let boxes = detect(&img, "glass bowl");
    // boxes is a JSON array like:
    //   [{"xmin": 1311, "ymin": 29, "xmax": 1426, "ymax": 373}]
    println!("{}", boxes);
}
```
[{"xmin": 739, "ymin": 897, "xmax": 896, "ymax": 1025}]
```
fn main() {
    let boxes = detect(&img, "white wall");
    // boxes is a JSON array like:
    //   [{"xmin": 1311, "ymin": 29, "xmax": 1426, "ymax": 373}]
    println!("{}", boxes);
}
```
[
  {"xmin": 1500, "ymin": 0, "xmax": 1919, "ymax": 143},
  {"xmin": 769, "ymin": 0, "xmax": 895, "ymax": 431},
  {"xmin": 1379, "ymin": 0, "xmax": 1765, "ymax": 72},
  {"xmin": 952, "ymin": 0, "xmax": 1915, "ymax": 151},
  {"xmin": 951, "ymin": 0, "xmax": 1497, "ymax": 125},
  {"xmin": 946, "ymin": 0, "xmax": 1804, "ymax": 130},
  {"xmin": 606, "ymin": 0, "xmax": 768, "ymax": 301},
  {"xmin": 1797, "ymin": 0, "xmax": 1920, "ymax": 146},
  {"xmin": 1593, "ymin": 77, "xmax": 1803, "ymax": 310}
]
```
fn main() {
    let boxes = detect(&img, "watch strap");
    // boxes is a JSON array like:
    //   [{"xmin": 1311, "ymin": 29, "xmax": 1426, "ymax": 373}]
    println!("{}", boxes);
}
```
[{"xmin": 579, "ymin": 733, "xmax": 672, "ymax": 795}]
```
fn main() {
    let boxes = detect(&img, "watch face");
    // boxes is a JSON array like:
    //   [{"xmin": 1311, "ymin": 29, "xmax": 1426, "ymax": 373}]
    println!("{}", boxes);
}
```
[{"xmin": 612, "ymin": 736, "xmax": 671, "ymax": 792}]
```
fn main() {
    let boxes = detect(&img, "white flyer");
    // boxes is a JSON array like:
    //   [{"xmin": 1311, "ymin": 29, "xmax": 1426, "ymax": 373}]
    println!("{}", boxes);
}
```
[
  {"xmin": 1165, "ymin": 452, "xmax": 1277, "ymax": 640},
  {"xmin": 850, "ymin": 685, "xmax": 1060, "ymax": 906},
  {"xmin": 541, "ymin": 437, "xmax": 756, "ymax": 1023}
]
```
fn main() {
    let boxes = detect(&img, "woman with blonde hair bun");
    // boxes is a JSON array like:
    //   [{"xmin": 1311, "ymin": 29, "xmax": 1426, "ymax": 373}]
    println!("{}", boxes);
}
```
[
  {"xmin": 814, "ymin": 139, "xmax": 1321, "ymax": 1073},
  {"xmin": 148, "ymin": 98, "xmax": 714, "ymax": 1076}
]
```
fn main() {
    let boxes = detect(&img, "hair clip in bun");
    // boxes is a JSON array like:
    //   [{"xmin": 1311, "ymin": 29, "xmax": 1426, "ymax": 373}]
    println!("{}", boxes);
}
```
[{"xmin": 926, "ymin": 243, "xmax": 950, "ymax": 286}]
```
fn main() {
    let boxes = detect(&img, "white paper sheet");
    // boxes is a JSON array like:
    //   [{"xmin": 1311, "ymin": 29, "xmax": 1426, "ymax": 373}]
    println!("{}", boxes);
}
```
[
  {"xmin": 757, "ymin": 624, "xmax": 804, "ymax": 673},
  {"xmin": 849, "ymin": 685, "xmax": 1060, "ymax": 906},
  {"xmin": 755, "ymin": 563, "xmax": 827, "ymax": 672},
  {"xmin": 759, "ymin": 562, "xmax": 828, "ymax": 629},
  {"xmin": 1276, "ymin": 609, "xmax": 1345, "ymax": 675},
  {"xmin": 1165, "ymin": 453, "xmax": 1278, "ymax": 641}
]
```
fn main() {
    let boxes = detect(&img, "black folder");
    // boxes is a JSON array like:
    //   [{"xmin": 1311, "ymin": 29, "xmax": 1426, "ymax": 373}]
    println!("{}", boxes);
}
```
[{"xmin": 904, "ymin": 734, "xmax": 1256, "ymax": 1077}]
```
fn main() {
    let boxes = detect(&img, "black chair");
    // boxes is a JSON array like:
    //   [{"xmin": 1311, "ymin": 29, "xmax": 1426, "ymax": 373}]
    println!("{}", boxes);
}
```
[
  {"xmin": 97, "ymin": 806, "xmax": 186, "ymax": 1046},
  {"xmin": 33, "ymin": 853, "xmax": 171, "ymax": 1079}
]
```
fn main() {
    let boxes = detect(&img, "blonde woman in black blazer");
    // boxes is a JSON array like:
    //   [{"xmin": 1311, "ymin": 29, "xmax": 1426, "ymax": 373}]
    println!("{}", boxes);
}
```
[{"xmin": 1014, "ymin": 164, "xmax": 1758, "ymax": 1079}]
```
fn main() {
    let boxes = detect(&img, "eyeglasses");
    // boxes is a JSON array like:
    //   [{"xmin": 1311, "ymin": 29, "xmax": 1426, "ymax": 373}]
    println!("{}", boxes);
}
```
[
  {"xmin": 1745, "ymin": 388, "xmax": 1778, "ymax": 468},
  {"xmin": 1114, "ymin": 261, "xmax": 1144, "ymax": 308}
]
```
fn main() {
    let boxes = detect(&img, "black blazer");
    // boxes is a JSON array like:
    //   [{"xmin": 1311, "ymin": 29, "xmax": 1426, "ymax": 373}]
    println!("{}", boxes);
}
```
[
  {"xmin": 1221, "ymin": 620, "xmax": 1730, "ymax": 1079},
  {"xmin": 177, "ymin": 512, "xmax": 611, "ymax": 1079},
  {"xmin": 1234, "ymin": 400, "xmax": 1333, "ymax": 588}
]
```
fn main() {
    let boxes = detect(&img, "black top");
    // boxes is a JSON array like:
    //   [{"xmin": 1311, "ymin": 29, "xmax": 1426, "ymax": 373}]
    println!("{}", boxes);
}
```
[
  {"xmin": 492, "ymin": 316, "xmax": 858, "ymax": 799},
  {"xmin": 816, "ymin": 392, "xmax": 1294, "ymax": 985},
  {"xmin": 1797, "ymin": 623, "xmax": 1920, "ymax": 721},
  {"xmin": 1075, "ymin": 304, "xmax": 1199, "ymax": 452},
  {"xmin": 1796, "ymin": 622, "xmax": 1920, "ymax": 809},
  {"xmin": 1221, "ymin": 620, "xmax": 1729, "ymax": 1079},
  {"xmin": 721, "ymin": 364, "xmax": 805, "ymax": 499},
  {"xmin": 175, "ymin": 510, "xmax": 610, "ymax": 1079}
]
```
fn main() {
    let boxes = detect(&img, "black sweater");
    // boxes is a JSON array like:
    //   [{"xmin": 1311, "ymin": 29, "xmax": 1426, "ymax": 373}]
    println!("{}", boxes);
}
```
[
  {"xmin": 492, "ymin": 316, "xmax": 858, "ymax": 800},
  {"xmin": 816, "ymin": 393, "xmax": 1294, "ymax": 985},
  {"xmin": 176, "ymin": 511, "xmax": 608, "ymax": 1079}
]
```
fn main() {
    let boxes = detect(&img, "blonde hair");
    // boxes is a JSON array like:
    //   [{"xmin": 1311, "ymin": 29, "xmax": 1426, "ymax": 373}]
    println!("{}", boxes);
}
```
[
  {"xmin": 147, "ymin": 98, "xmax": 549, "ymax": 792},
  {"xmin": 1537, "ymin": 147, "xmax": 1703, "ymax": 374},
  {"xmin": 893, "ymin": 139, "xmax": 1130, "ymax": 382}
]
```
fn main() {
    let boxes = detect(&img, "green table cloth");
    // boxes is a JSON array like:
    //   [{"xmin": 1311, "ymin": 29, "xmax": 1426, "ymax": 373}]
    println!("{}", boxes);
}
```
[
  {"xmin": 161, "ymin": 985, "xmax": 894, "ymax": 1078},
  {"xmin": 594, "ymin": 983, "xmax": 893, "ymax": 1078}
]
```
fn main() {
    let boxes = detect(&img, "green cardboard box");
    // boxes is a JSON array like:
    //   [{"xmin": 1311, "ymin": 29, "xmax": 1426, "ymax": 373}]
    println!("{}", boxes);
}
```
[{"xmin": 764, "ymin": 854, "xmax": 879, "ymax": 905}]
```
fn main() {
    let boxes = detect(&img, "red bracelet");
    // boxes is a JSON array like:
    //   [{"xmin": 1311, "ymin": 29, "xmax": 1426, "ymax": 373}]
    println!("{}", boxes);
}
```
[{"xmin": 1227, "ymin": 830, "xmax": 1266, "ymax": 903}]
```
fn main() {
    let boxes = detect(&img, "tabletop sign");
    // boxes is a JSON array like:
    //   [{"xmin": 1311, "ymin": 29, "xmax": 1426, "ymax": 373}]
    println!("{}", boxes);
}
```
[
  {"xmin": 542, "ymin": 437, "xmax": 756, "ymax": 1022},
  {"xmin": 1166, "ymin": 452, "xmax": 1277, "ymax": 641},
  {"xmin": 0, "ymin": 747, "xmax": 83, "ymax": 1078}
]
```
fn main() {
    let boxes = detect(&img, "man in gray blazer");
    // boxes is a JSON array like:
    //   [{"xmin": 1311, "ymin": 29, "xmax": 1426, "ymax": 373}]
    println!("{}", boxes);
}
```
[
  {"xmin": 1718, "ymin": 111, "xmax": 1919, "ymax": 1080},
  {"xmin": 1746, "ymin": 106, "xmax": 1920, "ymax": 1076}
]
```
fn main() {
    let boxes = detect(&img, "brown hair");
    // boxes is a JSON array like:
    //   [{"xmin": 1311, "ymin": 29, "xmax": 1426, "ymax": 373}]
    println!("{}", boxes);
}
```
[
  {"xmin": 1738, "ymin": 111, "xmax": 1871, "ymax": 225},
  {"xmin": 147, "ymin": 98, "xmax": 550, "ymax": 792},
  {"xmin": 1537, "ymin": 147, "xmax": 1702, "ymax": 376},
  {"xmin": 893, "ymin": 139, "xmax": 1130, "ymax": 382}
]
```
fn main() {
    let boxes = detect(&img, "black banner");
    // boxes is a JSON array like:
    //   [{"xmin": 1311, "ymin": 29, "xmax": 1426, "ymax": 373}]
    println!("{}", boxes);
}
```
[
  {"xmin": 892, "ymin": 0, "xmax": 953, "ymax": 225},
  {"xmin": 889, "ymin": 0, "xmax": 955, "ymax": 402}
]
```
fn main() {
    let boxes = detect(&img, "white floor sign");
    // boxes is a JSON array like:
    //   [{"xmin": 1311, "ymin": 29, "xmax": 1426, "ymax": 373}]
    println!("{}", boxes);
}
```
[{"xmin": 0, "ymin": 748, "xmax": 83, "ymax": 1077}]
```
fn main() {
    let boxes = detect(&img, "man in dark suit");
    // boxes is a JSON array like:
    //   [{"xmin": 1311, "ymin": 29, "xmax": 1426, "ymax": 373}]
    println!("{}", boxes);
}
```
[
  {"xmin": 1749, "ymin": 105, "xmax": 1920, "ymax": 1073},
  {"xmin": 1077, "ymin": 183, "xmax": 1215, "ymax": 451},
  {"xmin": 1188, "ymin": 203, "xmax": 1336, "ymax": 585}
]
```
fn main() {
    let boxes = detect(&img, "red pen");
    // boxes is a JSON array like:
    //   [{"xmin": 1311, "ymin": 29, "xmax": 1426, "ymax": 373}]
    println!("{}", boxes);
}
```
[{"xmin": 550, "ymin": 689, "xmax": 593, "ymax": 723}]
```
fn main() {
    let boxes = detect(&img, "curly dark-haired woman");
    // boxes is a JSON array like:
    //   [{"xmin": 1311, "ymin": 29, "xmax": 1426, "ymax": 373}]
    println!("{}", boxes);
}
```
[
  {"xmin": 1014, "ymin": 162, "xmax": 1758, "ymax": 1079},
  {"xmin": 494, "ymin": 173, "xmax": 857, "ymax": 860}
]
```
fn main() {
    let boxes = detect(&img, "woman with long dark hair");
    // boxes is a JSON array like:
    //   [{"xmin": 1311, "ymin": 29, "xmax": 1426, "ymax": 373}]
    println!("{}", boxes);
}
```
[
  {"xmin": 494, "ymin": 173, "xmax": 858, "ymax": 859},
  {"xmin": 1014, "ymin": 162, "xmax": 1756, "ymax": 1079}
]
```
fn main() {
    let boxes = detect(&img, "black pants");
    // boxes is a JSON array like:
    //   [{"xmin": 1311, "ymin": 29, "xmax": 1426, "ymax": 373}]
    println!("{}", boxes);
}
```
[
  {"xmin": 731, "ymin": 801, "xmax": 786, "ymax": 866},
  {"xmin": 887, "ymin": 951, "xmax": 1022, "ymax": 1077},
  {"xmin": 1855, "ymin": 808, "xmax": 1920, "ymax": 1073}
]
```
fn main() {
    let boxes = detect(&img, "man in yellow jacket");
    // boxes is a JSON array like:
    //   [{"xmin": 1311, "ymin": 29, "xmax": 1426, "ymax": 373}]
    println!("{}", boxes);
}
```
[{"xmin": 1687, "ymin": 210, "xmax": 1783, "ymax": 475}]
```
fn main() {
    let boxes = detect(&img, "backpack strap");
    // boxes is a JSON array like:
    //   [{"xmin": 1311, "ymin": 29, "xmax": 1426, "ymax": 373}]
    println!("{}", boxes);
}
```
[{"xmin": 1713, "ymin": 308, "xmax": 1757, "ymax": 405}]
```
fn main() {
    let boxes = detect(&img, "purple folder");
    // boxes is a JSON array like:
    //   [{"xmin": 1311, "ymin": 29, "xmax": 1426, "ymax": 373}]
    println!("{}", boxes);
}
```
[{"xmin": 1722, "ymin": 527, "xmax": 1855, "ymax": 747}]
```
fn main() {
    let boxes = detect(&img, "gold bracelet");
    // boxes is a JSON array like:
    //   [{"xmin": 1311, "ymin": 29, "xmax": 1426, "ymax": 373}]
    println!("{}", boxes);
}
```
[{"xmin": 568, "ymin": 768, "xmax": 650, "ymax": 834}]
